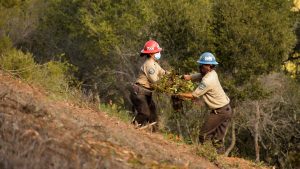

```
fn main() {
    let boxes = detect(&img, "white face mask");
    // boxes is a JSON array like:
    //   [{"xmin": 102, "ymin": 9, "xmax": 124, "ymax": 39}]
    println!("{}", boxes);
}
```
[{"xmin": 154, "ymin": 52, "xmax": 161, "ymax": 60}]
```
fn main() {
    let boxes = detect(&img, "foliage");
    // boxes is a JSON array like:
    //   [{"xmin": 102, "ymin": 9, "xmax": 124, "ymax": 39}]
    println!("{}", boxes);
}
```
[
  {"xmin": 149, "ymin": 0, "xmax": 214, "ymax": 73},
  {"xmin": 154, "ymin": 93, "xmax": 208, "ymax": 145},
  {"xmin": 213, "ymin": 0, "xmax": 296, "ymax": 101},
  {"xmin": 0, "ymin": 0, "xmax": 43, "ymax": 45},
  {"xmin": 233, "ymin": 73, "xmax": 300, "ymax": 168},
  {"xmin": 162, "ymin": 132, "xmax": 185, "ymax": 144},
  {"xmin": 284, "ymin": 12, "xmax": 300, "ymax": 81},
  {"xmin": 0, "ymin": 49, "xmax": 37, "ymax": 80},
  {"xmin": 25, "ymin": 0, "xmax": 157, "ymax": 104},
  {"xmin": 0, "ymin": 48, "xmax": 73, "ymax": 96},
  {"xmin": 99, "ymin": 102, "xmax": 132, "ymax": 123},
  {"xmin": 0, "ymin": 36, "xmax": 12, "ymax": 54},
  {"xmin": 0, "ymin": 0, "xmax": 21, "ymax": 8},
  {"xmin": 196, "ymin": 142, "xmax": 218, "ymax": 162},
  {"xmin": 153, "ymin": 71, "xmax": 196, "ymax": 94},
  {"xmin": 211, "ymin": 1, "xmax": 297, "ymax": 168},
  {"xmin": 213, "ymin": 0, "xmax": 295, "ymax": 78},
  {"xmin": 34, "ymin": 61, "xmax": 72, "ymax": 93}
]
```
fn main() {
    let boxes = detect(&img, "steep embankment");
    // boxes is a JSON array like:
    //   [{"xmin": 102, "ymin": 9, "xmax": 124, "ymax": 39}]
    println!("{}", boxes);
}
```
[{"xmin": 0, "ymin": 72, "xmax": 269, "ymax": 169}]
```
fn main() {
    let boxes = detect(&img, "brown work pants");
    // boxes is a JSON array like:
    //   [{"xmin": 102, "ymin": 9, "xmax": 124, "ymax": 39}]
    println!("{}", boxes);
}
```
[
  {"xmin": 199, "ymin": 104, "xmax": 233, "ymax": 147},
  {"xmin": 129, "ymin": 84, "xmax": 157, "ymax": 126}
]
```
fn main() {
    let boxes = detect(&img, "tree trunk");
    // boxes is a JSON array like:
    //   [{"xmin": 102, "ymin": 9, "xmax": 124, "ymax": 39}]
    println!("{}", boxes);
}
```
[
  {"xmin": 92, "ymin": 82, "xmax": 100, "ymax": 105},
  {"xmin": 225, "ymin": 119, "xmax": 236, "ymax": 157},
  {"xmin": 254, "ymin": 101, "xmax": 260, "ymax": 162},
  {"xmin": 176, "ymin": 119, "xmax": 183, "ymax": 139}
]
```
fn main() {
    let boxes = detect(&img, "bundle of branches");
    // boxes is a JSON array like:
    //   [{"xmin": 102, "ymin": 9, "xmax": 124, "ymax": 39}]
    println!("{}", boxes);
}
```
[{"xmin": 153, "ymin": 71, "xmax": 196, "ymax": 94}]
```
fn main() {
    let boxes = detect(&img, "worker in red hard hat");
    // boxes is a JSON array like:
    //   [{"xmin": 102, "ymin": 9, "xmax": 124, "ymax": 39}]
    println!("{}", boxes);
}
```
[{"xmin": 130, "ymin": 40, "xmax": 167, "ymax": 129}]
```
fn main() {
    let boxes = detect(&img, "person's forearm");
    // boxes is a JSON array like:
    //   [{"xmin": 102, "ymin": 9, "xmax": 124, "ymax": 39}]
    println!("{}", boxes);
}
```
[
  {"xmin": 178, "ymin": 92, "xmax": 194, "ymax": 99},
  {"xmin": 184, "ymin": 73, "xmax": 202, "ymax": 82}
]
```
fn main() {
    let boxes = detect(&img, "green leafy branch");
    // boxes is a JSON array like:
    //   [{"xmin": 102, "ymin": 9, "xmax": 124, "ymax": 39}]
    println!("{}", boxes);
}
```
[{"xmin": 153, "ymin": 71, "xmax": 196, "ymax": 94}]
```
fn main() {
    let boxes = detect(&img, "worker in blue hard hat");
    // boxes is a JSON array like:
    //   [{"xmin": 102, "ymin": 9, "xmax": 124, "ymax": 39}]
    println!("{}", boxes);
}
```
[{"xmin": 176, "ymin": 52, "xmax": 233, "ymax": 154}]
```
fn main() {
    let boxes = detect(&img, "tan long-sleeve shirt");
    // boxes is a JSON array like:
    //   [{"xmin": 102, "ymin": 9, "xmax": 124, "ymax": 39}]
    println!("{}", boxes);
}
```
[
  {"xmin": 192, "ymin": 70, "xmax": 230, "ymax": 109},
  {"xmin": 135, "ymin": 59, "xmax": 166, "ymax": 89}
]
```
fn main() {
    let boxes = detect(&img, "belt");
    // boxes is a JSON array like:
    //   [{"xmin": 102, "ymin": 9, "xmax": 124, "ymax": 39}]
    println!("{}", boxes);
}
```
[
  {"xmin": 213, "ymin": 104, "xmax": 230, "ymax": 114},
  {"xmin": 135, "ymin": 83, "xmax": 152, "ymax": 90},
  {"xmin": 132, "ymin": 83, "xmax": 153, "ymax": 95},
  {"xmin": 216, "ymin": 104, "xmax": 229, "ymax": 110}
]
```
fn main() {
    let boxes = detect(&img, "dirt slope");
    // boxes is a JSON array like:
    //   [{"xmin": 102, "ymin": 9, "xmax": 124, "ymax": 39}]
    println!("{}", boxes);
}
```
[{"xmin": 0, "ymin": 72, "xmax": 269, "ymax": 169}]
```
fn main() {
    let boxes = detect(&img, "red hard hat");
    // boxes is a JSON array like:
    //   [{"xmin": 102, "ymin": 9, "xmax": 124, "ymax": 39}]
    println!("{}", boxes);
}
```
[{"xmin": 141, "ymin": 40, "xmax": 162, "ymax": 54}]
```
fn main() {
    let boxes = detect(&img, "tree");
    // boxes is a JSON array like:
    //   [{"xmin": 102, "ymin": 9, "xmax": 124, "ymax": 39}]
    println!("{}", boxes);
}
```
[
  {"xmin": 0, "ymin": 0, "xmax": 43, "ymax": 46},
  {"xmin": 26, "ymin": 0, "xmax": 154, "ymax": 104},
  {"xmin": 213, "ymin": 0, "xmax": 295, "ymax": 84},
  {"xmin": 285, "ymin": 11, "xmax": 300, "ymax": 81},
  {"xmin": 233, "ymin": 73, "xmax": 300, "ymax": 168},
  {"xmin": 212, "ymin": 0, "xmax": 297, "ymax": 166},
  {"xmin": 148, "ymin": 0, "xmax": 214, "ymax": 73}
]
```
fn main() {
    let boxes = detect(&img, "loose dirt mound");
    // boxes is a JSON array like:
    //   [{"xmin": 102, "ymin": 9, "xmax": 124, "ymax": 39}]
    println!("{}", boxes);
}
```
[{"xmin": 0, "ymin": 72, "xmax": 217, "ymax": 169}]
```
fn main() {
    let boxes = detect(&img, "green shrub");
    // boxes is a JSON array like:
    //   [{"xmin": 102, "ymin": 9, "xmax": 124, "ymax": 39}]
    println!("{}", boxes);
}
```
[
  {"xmin": 196, "ymin": 142, "xmax": 218, "ymax": 162},
  {"xmin": 0, "ymin": 36, "xmax": 12, "ymax": 54},
  {"xmin": 0, "ymin": 49, "xmax": 37, "ymax": 80},
  {"xmin": 0, "ymin": 48, "xmax": 75, "ymax": 99},
  {"xmin": 153, "ymin": 71, "xmax": 196, "ymax": 94},
  {"xmin": 99, "ymin": 103, "xmax": 133, "ymax": 123},
  {"xmin": 34, "ymin": 61, "xmax": 70, "ymax": 93}
]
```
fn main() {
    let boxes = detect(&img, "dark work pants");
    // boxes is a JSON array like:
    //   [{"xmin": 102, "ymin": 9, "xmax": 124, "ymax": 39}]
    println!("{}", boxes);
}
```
[
  {"xmin": 199, "ymin": 104, "xmax": 233, "ymax": 146},
  {"xmin": 129, "ymin": 85, "xmax": 157, "ymax": 125}
]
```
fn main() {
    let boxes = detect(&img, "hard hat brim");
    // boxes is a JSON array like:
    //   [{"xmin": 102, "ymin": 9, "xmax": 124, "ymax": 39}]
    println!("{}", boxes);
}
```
[
  {"xmin": 141, "ymin": 48, "xmax": 162, "ymax": 54},
  {"xmin": 197, "ymin": 60, "xmax": 219, "ymax": 65}
]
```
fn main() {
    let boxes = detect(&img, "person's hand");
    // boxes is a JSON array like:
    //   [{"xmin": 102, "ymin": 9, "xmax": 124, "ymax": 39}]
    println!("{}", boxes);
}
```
[{"xmin": 183, "ymin": 75, "xmax": 192, "ymax": 81}]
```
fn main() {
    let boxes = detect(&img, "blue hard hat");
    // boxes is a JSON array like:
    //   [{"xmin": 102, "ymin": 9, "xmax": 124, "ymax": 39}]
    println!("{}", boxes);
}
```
[{"xmin": 197, "ymin": 52, "xmax": 218, "ymax": 65}]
